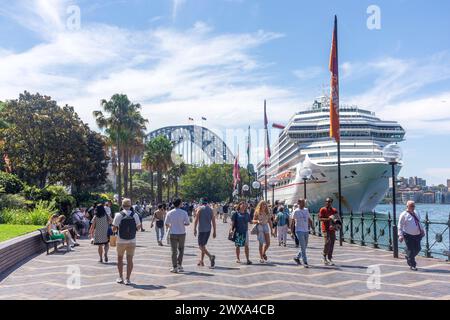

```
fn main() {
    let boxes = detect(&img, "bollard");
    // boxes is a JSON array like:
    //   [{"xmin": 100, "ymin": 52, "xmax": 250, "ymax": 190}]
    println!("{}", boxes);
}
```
[
  {"xmin": 388, "ymin": 212, "xmax": 393, "ymax": 251},
  {"xmin": 350, "ymin": 211, "xmax": 354, "ymax": 244},
  {"xmin": 425, "ymin": 212, "xmax": 430, "ymax": 258},
  {"xmin": 373, "ymin": 211, "xmax": 378, "ymax": 249},
  {"xmin": 361, "ymin": 212, "xmax": 365, "ymax": 246}
]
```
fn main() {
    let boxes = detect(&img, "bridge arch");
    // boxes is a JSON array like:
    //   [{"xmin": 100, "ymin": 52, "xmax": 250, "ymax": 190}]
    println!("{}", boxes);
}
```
[{"xmin": 146, "ymin": 125, "xmax": 234, "ymax": 165}]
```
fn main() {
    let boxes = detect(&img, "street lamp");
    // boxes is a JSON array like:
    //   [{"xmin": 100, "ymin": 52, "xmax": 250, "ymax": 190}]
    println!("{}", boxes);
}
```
[
  {"xmin": 242, "ymin": 184, "xmax": 250, "ymax": 200},
  {"xmin": 268, "ymin": 176, "xmax": 279, "ymax": 207},
  {"xmin": 383, "ymin": 143, "xmax": 403, "ymax": 258},
  {"xmin": 252, "ymin": 181, "xmax": 261, "ymax": 201},
  {"xmin": 299, "ymin": 167, "xmax": 312, "ymax": 200}
]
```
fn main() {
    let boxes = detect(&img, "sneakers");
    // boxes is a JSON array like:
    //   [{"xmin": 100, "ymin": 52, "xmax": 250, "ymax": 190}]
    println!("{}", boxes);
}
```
[
  {"xmin": 323, "ymin": 257, "xmax": 330, "ymax": 265},
  {"xmin": 178, "ymin": 265, "xmax": 184, "ymax": 272},
  {"xmin": 210, "ymin": 255, "xmax": 216, "ymax": 269},
  {"xmin": 328, "ymin": 259, "xmax": 335, "ymax": 266},
  {"xmin": 246, "ymin": 260, "xmax": 253, "ymax": 265},
  {"xmin": 260, "ymin": 259, "xmax": 266, "ymax": 264},
  {"xmin": 410, "ymin": 266, "xmax": 418, "ymax": 271},
  {"xmin": 124, "ymin": 279, "xmax": 132, "ymax": 285},
  {"xmin": 293, "ymin": 257, "xmax": 301, "ymax": 265},
  {"xmin": 116, "ymin": 278, "xmax": 124, "ymax": 284},
  {"xmin": 303, "ymin": 263, "xmax": 310, "ymax": 268},
  {"xmin": 170, "ymin": 267, "xmax": 178, "ymax": 273}
]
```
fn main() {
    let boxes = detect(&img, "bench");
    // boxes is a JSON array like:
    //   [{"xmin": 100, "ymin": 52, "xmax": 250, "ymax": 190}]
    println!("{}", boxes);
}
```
[{"xmin": 38, "ymin": 228, "xmax": 64, "ymax": 255}]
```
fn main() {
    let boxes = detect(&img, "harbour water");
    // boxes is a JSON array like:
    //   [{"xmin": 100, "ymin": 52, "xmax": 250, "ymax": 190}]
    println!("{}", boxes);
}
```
[{"xmin": 375, "ymin": 204, "xmax": 450, "ymax": 222}]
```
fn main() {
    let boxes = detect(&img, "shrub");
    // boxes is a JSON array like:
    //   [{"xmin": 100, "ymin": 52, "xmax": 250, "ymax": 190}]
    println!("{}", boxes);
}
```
[
  {"xmin": 0, "ymin": 193, "xmax": 29, "ymax": 211},
  {"xmin": 0, "ymin": 201, "xmax": 57, "ymax": 225},
  {"xmin": 74, "ymin": 192, "xmax": 113, "ymax": 209},
  {"xmin": 0, "ymin": 172, "xmax": 24, "ymax": 194},
  {"xmin": 22, "ymin": 185, "xmax": 75, "ymax": 217}
]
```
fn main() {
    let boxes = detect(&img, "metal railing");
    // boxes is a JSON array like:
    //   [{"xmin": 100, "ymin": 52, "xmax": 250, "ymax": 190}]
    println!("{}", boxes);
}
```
[{"xmin": 309, "ymin": 212, "xmax": 450, "ymax": 261}]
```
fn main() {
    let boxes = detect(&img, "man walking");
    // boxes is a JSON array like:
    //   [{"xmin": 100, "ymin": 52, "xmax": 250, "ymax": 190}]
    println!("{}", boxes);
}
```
[
  {"xmin": 319, "ymin": 198, "xmax": 338, "ymax": 266},
  {"xmin": 165, "ymin": 198, "xmax": 190, "ymax": 273},
  {"xmin": 398, "ymin": 201, "xmax": 425, "ymax": 271},
  {"xmin": 193, "ymin": 198, "xmax": 217, "ymax": 268},
  {"xmin": 292, "ymin": 199, "xmax": 313, "ymax": 268},
  {"xmin": 112, "ymin": 198, "xmax": 141, "ymax": 285}
]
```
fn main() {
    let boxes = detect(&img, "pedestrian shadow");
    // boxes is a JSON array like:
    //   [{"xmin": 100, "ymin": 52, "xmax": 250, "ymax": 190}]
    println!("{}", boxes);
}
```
[
  {"xmin": 337, "ymin": 264, "xmax": 368, "ymax": 270},
  {"xmin": 130, "ymin": 284, "xmax": 166, "ymax": 290},
  {"xmin": 310, "ymin": 265, "xmax": 341, "ymax": 271},
  {"xmin": 419, "ymin": 268, "xmax": 450, "ymax": 274},
  {"xmin": 182, "ymin": 271, "xmax": 214, "ymax": 277},
  {"xmin": 183, "ymin": 253, "xmax": 197, "ymax": 257},
  {"xmin": 211, "ymin": 266, "xmax": 240, "ymax": 271}
]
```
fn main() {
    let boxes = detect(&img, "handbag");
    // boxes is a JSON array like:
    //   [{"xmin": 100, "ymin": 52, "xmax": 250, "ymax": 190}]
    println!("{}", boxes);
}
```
[
  {"xmin": 250, "ymin": 224, "xmax": 258, "ymax": 235},
  {"xmin": 109, "ymin": 233, "xmax": 117, "ymax": 247},
  {"xmin": 228, "ymin": 230, "xmax": 236, "ymax": 242}
]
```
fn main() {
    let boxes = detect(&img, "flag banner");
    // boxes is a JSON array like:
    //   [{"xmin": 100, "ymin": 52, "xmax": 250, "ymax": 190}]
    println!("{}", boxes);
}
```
[
  {"xmin": 264, "ymin": 100, "xmax": 271, "ymax": 166},
  {"xmin": 233, "ymin": 154, "xmax": 241, "ymax": 189},
  {"xmin": 329, "ymin": 15, "xmax": 340, "ymax": 142},
  {"xmin": 272, "ymin": 123, "xmax": 285, "ymax": 130},
  {"xmin": 202, "ymin": 117, "xmax": 207, "ymax": 121},
  {"xmin": 188, "ymin": 117, "xmax": 194, "ymax": 121},
  {"xmin": 246, "ymin": 126, "xmax": 251, "ymax": 165}
]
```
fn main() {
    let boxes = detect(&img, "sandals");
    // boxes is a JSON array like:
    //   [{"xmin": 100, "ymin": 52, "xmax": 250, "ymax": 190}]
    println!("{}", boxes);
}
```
[
  {"xmin": 236, "ymin": 259, "xmax": 241, "ymax": 264},
  {"xmin": 197, "ymin": 261, "xmax": 205, "ymax": 267}
]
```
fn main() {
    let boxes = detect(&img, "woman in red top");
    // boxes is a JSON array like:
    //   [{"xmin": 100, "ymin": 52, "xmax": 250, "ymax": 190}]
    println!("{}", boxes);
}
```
[{"xmin": 319, "ymin": 198, "xmax": 338, "ymax": 266}]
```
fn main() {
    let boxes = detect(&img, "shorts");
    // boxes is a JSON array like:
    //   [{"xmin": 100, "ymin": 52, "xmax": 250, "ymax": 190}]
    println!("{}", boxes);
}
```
[
  {"xmin": 234, "ymin": 232, "xmax": 249, "ymax": 247},
  {"xmin": 198, "ymin": 231, "xmax": 211, "ymax": 246},
  {"xmin": 116, "ymin": 243, "xmax": 136, "ymax": 257},
  {"xmin": 257, "ymin": 224, "xmax": 270, "ymax": 244},
  {"xmin": 50, "ymin": 233, "xmax": 65, "ymax": 241}
]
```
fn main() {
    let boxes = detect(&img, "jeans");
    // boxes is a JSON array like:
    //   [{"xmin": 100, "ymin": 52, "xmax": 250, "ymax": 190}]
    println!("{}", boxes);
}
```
[
  {"xmin": 404, "ymin": 233, "xmax": 422, "ymax": 268},
  {"xmin": 155, "ymin": 226, "xmax": 164, "ymax": 242},
  {"xmin": 277, "ymin": 225, "xmax": 288, "ymax": 243},
  {"xmin": 323, "ymin": 231, "xmax": 336, "ymax": 260},
  {"xmin": 296, "ymin": 231, "xmax": 309, "ymax": 264},
  {"xmin": 170, "ymin": 233, "xmax": 186, "ymax": 268}
]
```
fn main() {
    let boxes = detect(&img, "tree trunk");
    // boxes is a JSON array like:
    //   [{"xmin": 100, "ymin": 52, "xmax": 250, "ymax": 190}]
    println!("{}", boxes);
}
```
[
  {"xmin": 150, "ymin": 171, "xmax": 154, "ymax": 201},
  {"xmin": 117, "ymin": 140, "xmax": 122, "ymax": 204},
  {"xmin": 129, "ymin": 151, "xmax": 133, "ymax": 203},
  {"xmin": 157, "ymin": 170, "xmax": 163, "ymax": 203},
  {"xmin": 123, "ymin": 148, "xmax": 129, "ymax": 197},
  {"xmin": 175, "ymin": 177, "xmax": 179, "ymax": 197},
  {"xmin": 167, "ymin": 176, "xmax": 170, "ymax": 202}
]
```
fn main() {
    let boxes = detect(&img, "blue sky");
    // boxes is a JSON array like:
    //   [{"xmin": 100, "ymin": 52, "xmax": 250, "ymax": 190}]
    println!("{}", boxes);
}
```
[{"xmin": 0, "ymin": 0, "xmax": 449, "ymax": 185}]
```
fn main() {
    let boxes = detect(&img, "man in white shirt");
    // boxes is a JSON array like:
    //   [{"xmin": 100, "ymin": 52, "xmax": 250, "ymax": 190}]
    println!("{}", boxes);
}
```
[
  {"xmin": 112, "ymin": 198, "xmax": 141, "ymax": 285},
  {"xmin": 291, "ymin": 199, "xmax": 313, "ymax": 268},
  {"xmin": 398, "ymin": 201, "xmax": 424, "ymax": 271},
  {"xmin": 165, "ymin": 198, "xmax": 190, "ymax": 273}
]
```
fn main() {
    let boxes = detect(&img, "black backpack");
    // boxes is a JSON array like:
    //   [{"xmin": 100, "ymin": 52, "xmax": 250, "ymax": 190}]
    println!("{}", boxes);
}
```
[{"xmin": 119, "ymin": 211, "xmax": 137, "ymax": 240}]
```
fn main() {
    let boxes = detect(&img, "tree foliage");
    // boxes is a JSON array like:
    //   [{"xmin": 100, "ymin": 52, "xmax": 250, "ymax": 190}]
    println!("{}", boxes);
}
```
[
  {"xmin": 179, "ymin": 164, "xmax": 250, "ymax": 202},
  {"xmin": 0, "ymin": 91, "xmax": 108, "ymax": 190}
]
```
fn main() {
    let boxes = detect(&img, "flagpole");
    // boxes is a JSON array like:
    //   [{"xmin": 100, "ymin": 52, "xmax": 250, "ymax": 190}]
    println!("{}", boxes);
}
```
[{"xmin": 264, "ymin": 100, "xmax": 268, "ymax": 203}]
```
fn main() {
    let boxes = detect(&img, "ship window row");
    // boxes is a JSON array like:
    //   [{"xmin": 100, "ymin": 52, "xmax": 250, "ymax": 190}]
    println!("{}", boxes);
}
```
[
  {"xmin": 290, "ymin": 125, "xmax": 404, "ymax": 131},
  {"xmin": 289, "ymin": 132, "xmax": 404, "ymax": 139},
  {"xmin": 309, "ymin": 151, "xmax": 383, "ymax": 158}
]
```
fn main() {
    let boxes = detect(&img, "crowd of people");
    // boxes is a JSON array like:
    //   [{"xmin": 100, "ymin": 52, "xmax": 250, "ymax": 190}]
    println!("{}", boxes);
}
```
[{"xmin": 45, "ymin": 196, "xmax": 426, "ymax": 285}]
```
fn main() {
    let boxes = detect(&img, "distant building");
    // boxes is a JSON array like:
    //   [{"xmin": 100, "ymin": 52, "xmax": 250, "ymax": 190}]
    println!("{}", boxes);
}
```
[
  {"xmin": 421, "ymin": 192, "xmax": 435, "ymax": 204},
  {"xmin": 447, "ymin": 179, "xmax": 450, "ymax": 192}
]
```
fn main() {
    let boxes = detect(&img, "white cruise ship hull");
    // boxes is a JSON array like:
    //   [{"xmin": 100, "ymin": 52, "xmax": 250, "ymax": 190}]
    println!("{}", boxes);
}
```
[{"xmin": 271, "ymin": 161, "xmax": 401, "ymax": 213}]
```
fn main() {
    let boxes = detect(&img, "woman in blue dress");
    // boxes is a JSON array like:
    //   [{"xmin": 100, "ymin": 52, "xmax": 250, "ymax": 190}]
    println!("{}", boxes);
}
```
[{"xmin": 230, "ymin": 201, "xmax": 253, "ymax": 265}]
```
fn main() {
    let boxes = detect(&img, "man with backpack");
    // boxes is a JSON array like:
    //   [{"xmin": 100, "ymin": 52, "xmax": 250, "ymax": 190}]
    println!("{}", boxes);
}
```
[{"xmin": 112, "ymin": 198, "xmax": 141, "ymax": 285}]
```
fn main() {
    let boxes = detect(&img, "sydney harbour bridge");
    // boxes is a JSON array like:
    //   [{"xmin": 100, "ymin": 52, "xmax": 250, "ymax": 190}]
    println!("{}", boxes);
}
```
[{"xmin": 145, "ymin": 125, "xmax": 235, "ymax": 165}]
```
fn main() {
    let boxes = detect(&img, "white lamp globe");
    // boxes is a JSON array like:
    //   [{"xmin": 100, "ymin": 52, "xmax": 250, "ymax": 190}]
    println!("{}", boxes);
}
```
[
  {"xmin": 242, "ymin": 185, "xmax": 250, "ymax": 192},
  {"xmin": 383, "ymin": 143, "xmax": 403, "ymax": 164},
  {"xmin": 252, "ymin": 181, "xmax": 261, "ymax": 189},
  {"xmin": 300, "ymin": 167, "xmax": 313, "ymax": 180}
]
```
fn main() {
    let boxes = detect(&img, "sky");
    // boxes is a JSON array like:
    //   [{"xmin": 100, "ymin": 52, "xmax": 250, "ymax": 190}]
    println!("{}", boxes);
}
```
[{"xmin": 0, "ymin": 0, "xmax": 449, "ymax": 185}]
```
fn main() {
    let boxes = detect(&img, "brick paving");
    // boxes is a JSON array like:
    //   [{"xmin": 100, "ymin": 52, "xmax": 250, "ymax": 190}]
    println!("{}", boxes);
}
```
[{"xmin": 0, "ymin": 218, "xmax": 449, "ymax": 300}]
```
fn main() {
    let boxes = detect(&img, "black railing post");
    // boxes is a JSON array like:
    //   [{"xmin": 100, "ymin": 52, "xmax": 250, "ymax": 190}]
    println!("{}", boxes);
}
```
[
  {"xmin": 318, "ymin": 213, "xmax": 322, "ymax": 238},
  {"xmin": 350, "ymin": 211, "xmax": 354, "ymax": 244},
  {"xmin": 373, "ymin": 211, "xmax": 378, "ymax": 249},
  {"xmin": 311, "ymin": 213, "xmax": 316, "ymax": 235},
  {"xmin": 425, "ymin": 212, "xmax": 430, "ymax": 258},
  {"xmin": 361, "ymin": 211, "xmax": 365, "ymax": 246},
  {"xmin": 388, "ymin": 212, "xmax": 393, "ymax": 251}
]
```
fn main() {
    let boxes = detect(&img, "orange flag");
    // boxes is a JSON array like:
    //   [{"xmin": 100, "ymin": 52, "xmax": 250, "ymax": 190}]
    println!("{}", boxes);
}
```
[{"xmin": 329, "ymin": 15, "xmax": 340, "ymax": 142}]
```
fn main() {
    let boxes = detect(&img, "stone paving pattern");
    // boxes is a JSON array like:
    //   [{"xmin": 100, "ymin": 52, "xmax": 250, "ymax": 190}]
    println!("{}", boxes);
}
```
[{"xmin": 0, "ymin": 218, "xmax": 449, "ymax": 300}]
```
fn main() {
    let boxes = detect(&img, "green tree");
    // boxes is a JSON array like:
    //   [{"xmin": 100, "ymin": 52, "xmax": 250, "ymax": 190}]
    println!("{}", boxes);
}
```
[
  {"xmin": 142, "ymin": 136, "xmax": 174, "ymax": 203},
  {"xmin": 1, "ymin": 92, "xmax": 107, "ymax": 189},
  {"xmin": 179, "ymin": 164, "xmax": 250, "ymax": 202}
]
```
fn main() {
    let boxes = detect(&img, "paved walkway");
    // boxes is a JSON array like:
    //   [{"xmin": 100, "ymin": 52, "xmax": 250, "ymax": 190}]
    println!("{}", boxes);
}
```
[{"xmin": 0, "ymin": 219, "xmax": 449, "ymax": 300}]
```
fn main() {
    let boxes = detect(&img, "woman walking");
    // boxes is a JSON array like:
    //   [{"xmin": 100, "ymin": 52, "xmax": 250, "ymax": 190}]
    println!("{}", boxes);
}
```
[
  {"xmin": 252, "ymin": 201, "xmax": 274, "ymax": 263},
  {"xmin": 90, "ymin": 205, "xmax": 112, "ymax": 263},
  {"xmin": 230, "ymin": 202, "xmax": 253, "ymax": 265},
  {"xmin": 275, "ymin": 206, "xmax": 290, "ymax": 246},
  {"xmin": 151, "ymin": 204, "xmax": 167, "ymax": 246}
]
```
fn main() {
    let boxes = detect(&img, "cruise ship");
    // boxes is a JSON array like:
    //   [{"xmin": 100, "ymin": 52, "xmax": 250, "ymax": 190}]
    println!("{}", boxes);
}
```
[{"xmin": 257, "ymin": 96, "xmax": 405, "ymax": 213}]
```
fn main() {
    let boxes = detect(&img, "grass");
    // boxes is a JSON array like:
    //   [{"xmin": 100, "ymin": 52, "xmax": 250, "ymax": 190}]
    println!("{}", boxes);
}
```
[{"xmin": 0, "ymin": 224, "xmax": 44, "ymax": 243}]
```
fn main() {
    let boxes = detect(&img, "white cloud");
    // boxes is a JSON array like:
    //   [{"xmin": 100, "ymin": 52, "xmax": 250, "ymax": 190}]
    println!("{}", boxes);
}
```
[
  {"xmin": 293, "ymin": 66, "xmax": 323, "ymax": 81},
  {"xmin": 172, "ymin": 0, "xmax": 187, "ymax": 21}
]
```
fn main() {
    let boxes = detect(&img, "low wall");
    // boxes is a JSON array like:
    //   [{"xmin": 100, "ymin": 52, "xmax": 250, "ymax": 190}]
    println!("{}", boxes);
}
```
[{"xmin": 0, "ymin": 230, "xmax": 46, "ymax": 278}]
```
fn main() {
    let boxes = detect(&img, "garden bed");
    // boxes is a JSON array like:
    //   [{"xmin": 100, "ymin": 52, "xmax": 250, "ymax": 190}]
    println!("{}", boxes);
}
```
[{"xmin": 0, "ymin": 224, "xmax": 43, "ymax": 243}]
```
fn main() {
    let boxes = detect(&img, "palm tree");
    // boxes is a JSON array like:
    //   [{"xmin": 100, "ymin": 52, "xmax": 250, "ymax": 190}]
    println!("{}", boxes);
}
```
[
  {"xmin": 93, "ymin": 94, "xmax": 147, "ymax": 203},
  {"xmin": 142, "ymin": 136, "xmax": 174, "ymax": 203},
  {"xmin": 168, "ymin": 161, "xmax": 187, "ymax": 198}
]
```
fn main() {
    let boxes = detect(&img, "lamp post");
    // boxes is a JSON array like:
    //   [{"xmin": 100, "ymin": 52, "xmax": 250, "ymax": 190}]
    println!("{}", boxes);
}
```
[
  {"xmin": 252, "ymin": 181, "xmax": 261, "ymax": 202},
  {"xmin": 299, "ymin": 167, "xmax": 312, "ymax": 200},
  {"xmin": 383, "ymin": 143, "xmax": 403, "ymax": 259},
  {"xmin": 242, "ymin": 184, "xmax": 250, "ymax": 200},
  {"xmin": 268, "ymin": 176, "xmax": 279, "ymax": 207}
]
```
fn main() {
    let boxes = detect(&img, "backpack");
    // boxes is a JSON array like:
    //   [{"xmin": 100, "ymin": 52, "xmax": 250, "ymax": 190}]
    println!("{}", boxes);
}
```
[{"xmin": 118, "ymin": 211, "xmax": 137, "ymax": 240}]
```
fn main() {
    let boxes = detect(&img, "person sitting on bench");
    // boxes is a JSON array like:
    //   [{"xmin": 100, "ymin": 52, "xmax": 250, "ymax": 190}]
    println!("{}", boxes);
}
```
[{"xmin": 46, "ymin": 214, "xmax": 76, "ymax": 252}]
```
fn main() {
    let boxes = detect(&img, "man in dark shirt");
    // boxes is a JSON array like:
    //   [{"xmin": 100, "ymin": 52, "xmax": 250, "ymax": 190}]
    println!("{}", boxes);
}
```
[{"xmin": 319, "ymin": 197, "xmax": 338, "ymax": 266}]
